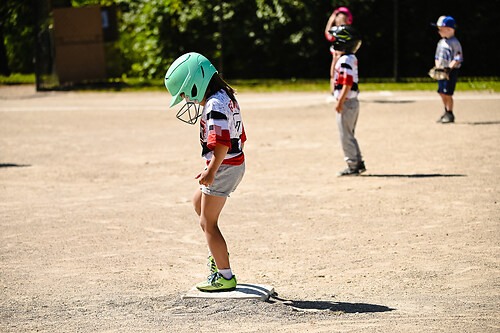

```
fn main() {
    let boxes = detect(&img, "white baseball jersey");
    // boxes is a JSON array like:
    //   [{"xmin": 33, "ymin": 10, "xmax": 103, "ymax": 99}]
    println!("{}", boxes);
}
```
[
  {"xmin": 333, "ymin": 54, "xmax": 359, "ymax": 100},
  {"xmin": 435, "ymin": 36, "xmax": 463, "ymax": 68},
  {"xmin": 200, "ymin": 90, "xmax": 246, "ymax": 165}
]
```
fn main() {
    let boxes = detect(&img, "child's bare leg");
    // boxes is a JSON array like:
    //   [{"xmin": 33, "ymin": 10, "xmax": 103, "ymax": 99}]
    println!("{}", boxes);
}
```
[
  {"xmin": 200, "ymin": 193, "xmax": 230, "ymax": 269},
  {"xmin": 192, "ymin": 189, "xmax": 202, "ymax": 218},
  {"xmin": 439, "ymin": 93, "xmax": 454, "ymax": 111}
]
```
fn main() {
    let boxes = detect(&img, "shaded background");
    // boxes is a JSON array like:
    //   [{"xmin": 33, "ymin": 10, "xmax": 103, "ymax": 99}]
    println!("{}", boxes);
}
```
[{"xmin": 1, "ymin": 0, "xmax": 498, "ymax": 81}]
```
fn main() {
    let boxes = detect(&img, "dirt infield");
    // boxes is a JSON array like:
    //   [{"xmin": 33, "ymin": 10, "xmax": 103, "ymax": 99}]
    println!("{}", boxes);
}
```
[{"xmin": 1, "ymin": 85, "xmax": 499, "ymax": 332}]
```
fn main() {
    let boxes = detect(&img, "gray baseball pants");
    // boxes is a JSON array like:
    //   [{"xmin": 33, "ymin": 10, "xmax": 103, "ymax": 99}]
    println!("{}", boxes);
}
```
[{"xmin": 336, "ymin": 97, "xmax": 362, "ymax": 167}]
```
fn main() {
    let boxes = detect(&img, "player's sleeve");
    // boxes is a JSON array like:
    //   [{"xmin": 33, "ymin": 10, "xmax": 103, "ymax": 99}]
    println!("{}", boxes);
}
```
[
  {"xmin": 453, "ymin": 41, "xmax": 463, "ymax": 62},
  {"xmin": 206, "ymin": 108, "xmax": 231, "ymax": 150},
  {"xmin": 240, "ymin": 123, "xmax": 247, "ymax": 143},
  {"xmin": 325, "ymin": 31, "xmax": 335, "ymax": 42}
]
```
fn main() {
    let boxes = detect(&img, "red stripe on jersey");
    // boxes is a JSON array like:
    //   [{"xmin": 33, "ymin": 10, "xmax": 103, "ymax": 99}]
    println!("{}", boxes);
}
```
[
  {"xmin": 223, "ymin": 152, "xmax": 245, "ymax": 165},
  {"xmin": 338, "ymin": 74, "xmax": 353, "ymax": 86},
  {"xmin": 206, "ymin": 152, "xmax": 245, "ymax": 166},
  {"xmin": 207, "ymin": 129, "xmax": 231, "ymax": 150}
]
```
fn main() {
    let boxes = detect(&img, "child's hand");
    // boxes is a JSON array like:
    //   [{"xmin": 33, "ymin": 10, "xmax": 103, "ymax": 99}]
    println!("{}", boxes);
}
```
[
  {"xmin": 195, "ymin": 169, "xmax": 215, "ymax": 186},
  {"xmin": 196, "ymin": 144, "xmax": 228, "ymax": 186},
  {"xmin": 335, "ymin": 101, "xmax": 344, "ymax": 113}
]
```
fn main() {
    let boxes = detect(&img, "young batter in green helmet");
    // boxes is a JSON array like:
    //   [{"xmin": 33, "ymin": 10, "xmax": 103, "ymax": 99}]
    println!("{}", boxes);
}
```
[{"xmin": 165, "ymin": 52, "xmax": 246, "ymax": 292}]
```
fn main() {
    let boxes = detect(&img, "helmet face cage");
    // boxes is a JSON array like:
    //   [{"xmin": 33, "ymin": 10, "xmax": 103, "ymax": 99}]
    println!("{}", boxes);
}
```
[
  {"xmin": 164, "ymin": 52, "xmax": 217, "ymax": 124},
  {"xmin": 174, "ymin": 81, "xmax": 203, "ymax": 125},
  {"xmin": 176, "ymin": 96, "xmax": 202, "ymax": 125}
]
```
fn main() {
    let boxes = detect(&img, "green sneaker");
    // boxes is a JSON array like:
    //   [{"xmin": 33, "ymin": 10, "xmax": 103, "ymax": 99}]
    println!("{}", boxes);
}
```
[{"xmin": 196, "ymin": 272, "xmax": 237, "ymax": 292}]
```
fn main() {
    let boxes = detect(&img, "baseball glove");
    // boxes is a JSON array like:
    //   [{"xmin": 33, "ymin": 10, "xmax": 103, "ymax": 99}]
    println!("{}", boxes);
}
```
[{"xmin": 428, "ymin": 66, "xmax": 450, "ymax": 80}]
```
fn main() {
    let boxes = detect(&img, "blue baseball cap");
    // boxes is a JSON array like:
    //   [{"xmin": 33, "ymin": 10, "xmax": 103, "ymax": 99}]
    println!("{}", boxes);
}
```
[{"xmin": 432, "ymin": 16, "xmax": 456, "ymax": 29}]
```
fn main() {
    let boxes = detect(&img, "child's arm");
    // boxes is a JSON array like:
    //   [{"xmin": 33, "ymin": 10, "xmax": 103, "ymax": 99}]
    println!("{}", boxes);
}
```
[
  {"xmin": 196, "ymin": 143, "xmax": 229, "ymax": 186},
  {"xmin": 325, "ymin": 12, "xmax": 336, "ymax": 40},
  {"xmin": 435, "ymin": 59, "xmax": 461, "ymax": 78},
  {"xmin": 448, "ymin": 59, "xmax": 461, "ymax": 70},
  {"xmin": 335, "ymin": 84, "xmax": 352, "ymax": 113}
]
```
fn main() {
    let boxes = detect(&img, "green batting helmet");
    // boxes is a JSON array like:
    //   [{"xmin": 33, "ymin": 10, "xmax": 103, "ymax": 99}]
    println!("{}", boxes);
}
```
[{"xmin": 164, "ymin": 52, "xmax": 218, "ymax": 107}]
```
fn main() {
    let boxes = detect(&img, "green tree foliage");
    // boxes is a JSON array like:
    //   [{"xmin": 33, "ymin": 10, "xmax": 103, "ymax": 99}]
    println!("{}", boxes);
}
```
[
  {"xmin": 0, "ymin": 0, "xmax": 37, "ymax": 74},
  {"xmin": 146, "ymin": 0, "xmax": 332, "ymax": 79},
  {"xmin": 2, "ymin": 0, "xmax": 499, "ymax": 79},
  {"xmin": 2, "ymin": 0, "xmax": 332, "ymax": 79}
]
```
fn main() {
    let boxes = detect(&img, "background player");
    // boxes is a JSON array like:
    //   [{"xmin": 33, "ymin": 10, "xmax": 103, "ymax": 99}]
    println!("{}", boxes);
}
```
[
  {"xmin": 164, "ymin": 52, "xmax": 246, "ymax": 292},
  {"xmin": 432, "ymin": 15, "xmax": 463, "ymax": 123},
  {"xmin": 329, "ymin": 25, "xmax": 365, "ymax": 176},
  {"xmin": 325, "ymin": 7, "xmax": 354, "ymax": 95}
]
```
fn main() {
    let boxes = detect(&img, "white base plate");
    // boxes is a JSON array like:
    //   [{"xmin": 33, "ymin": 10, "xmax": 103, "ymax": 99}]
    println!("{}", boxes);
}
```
[{"xmin": 182, "ymin": 283, "xmax": 274, "ymax": 301}]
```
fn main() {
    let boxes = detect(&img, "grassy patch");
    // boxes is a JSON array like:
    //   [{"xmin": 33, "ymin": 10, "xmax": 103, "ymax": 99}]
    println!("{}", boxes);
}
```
[
  {"xmin": 359, "ymin": 77, "xmax": 500, "ymax": 92},
  {"xmin": 1, "ymin": 74, "xmax": 498, "ymax": 92},
  {"xmin": 229, "ymin": 77, "xmax": 500, "ymax": 92},
  {"xmin": 0, "ymin": 73, "xmax": 36, "ymax": 85},
  {"xmin": 228, "ymin": 78, "xmax": 329, "ymax": 92}
]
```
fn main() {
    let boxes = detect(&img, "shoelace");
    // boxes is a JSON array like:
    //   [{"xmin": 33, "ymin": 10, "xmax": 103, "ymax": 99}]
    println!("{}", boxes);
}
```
[{"xmin": 207, "ymin": 272, "xmax": 222, "ymax": 285}]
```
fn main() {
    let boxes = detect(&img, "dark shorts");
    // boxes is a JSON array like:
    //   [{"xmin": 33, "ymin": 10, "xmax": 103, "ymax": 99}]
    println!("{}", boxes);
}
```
[{"xmin": 437, "ymin": 69, "xmax": 459, "ymax": 95}]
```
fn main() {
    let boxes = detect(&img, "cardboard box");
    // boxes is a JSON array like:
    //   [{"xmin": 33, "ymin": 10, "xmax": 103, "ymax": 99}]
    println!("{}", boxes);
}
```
[
  {"xmin": 53, "ymin": 6, "xmax": 108, "ymax": 83},
  {"xmin": 53, "ymin": 6, "xmax": 103, "ymax": 44},
  {"xmin": 55, "ymin": 43, "xmax": 106, "ymax": 83}
]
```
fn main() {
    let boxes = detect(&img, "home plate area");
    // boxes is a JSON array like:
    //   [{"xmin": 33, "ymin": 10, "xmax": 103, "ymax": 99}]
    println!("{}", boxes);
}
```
[{"xmin": 183, "ymin": 284, "xmax": 275, "ymax": 301}]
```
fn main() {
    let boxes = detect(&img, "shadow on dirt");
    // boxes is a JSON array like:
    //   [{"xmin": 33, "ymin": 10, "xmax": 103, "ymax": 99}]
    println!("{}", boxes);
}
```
[
  {"xmin": 361, "ymin": 173, "xmax": 465, "ymax": 178},
  {"xmin": 369, "ymin": 100, "xmax": 415, "ymax": 104},
  {"xmin": 269, "ymin": 295, "xmax": 394, "ymax": 314},
  {"xmin": 0, "ymin": 163, "xmax": 31, "ymax": 168},
  {"xmin": 464, "ymin": 121, "xmax": 500, "ymax": 125}
]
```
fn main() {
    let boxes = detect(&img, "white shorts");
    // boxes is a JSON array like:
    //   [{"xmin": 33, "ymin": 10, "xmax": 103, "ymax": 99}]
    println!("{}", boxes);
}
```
[{"xmin": 201, "ymin": 162, "xmax": 245, "ymax": 197}]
